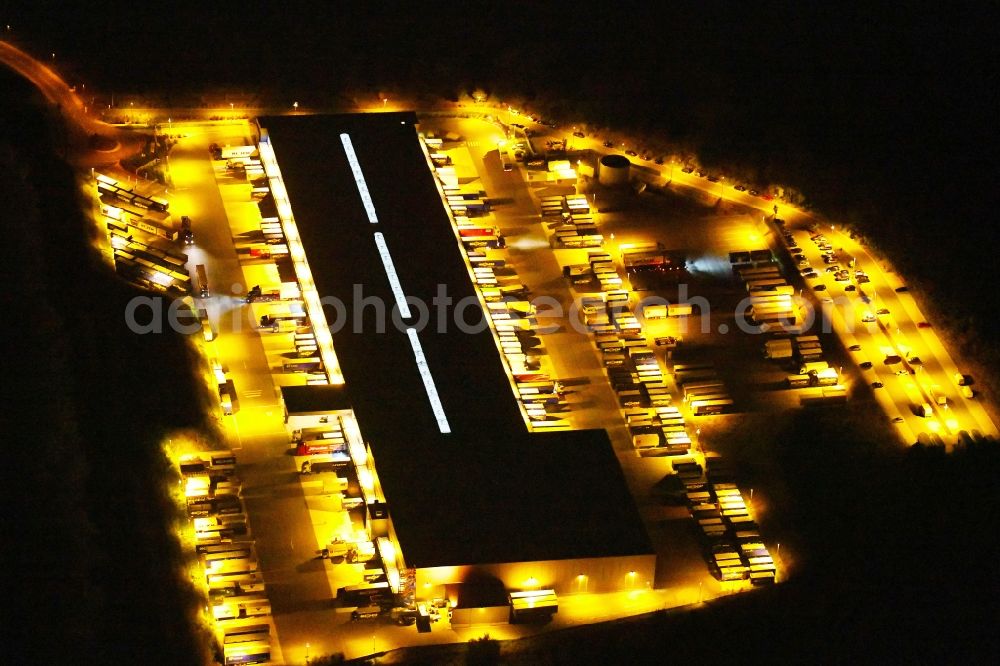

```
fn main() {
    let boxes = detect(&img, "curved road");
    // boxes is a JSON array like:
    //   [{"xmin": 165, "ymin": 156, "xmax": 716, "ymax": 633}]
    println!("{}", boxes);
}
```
[{"xmin": 0, "ymin": 39, "xmax": 147, "ymax": 165}]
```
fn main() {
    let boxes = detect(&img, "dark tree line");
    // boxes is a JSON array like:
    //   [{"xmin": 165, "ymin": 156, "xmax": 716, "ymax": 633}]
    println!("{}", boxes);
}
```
[{"xmin": 1, "ymin": 71, "xmax": 214, "ymax": 664}]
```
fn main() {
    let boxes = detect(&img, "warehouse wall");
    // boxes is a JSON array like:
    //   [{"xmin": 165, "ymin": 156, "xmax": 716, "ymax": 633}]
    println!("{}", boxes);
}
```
[
  {"xmin": 415, "ymin": 553, "xmax": 656, "ymax": 597},
  {"xmin": 451, "ymin": 605, "xmax": 509, "ymax": 627}
]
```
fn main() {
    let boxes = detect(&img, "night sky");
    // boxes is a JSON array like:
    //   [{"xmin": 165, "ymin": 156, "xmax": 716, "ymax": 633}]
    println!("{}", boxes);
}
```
[{"xmin": 2, "ymin": 3, "xmax": 999, "ymax": 663}]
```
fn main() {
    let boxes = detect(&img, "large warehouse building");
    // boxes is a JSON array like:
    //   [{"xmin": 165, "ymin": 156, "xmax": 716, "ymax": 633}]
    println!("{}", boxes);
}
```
[{"xmin": 254, "ymin": 112, "xmax": 654, "ymax": 615}]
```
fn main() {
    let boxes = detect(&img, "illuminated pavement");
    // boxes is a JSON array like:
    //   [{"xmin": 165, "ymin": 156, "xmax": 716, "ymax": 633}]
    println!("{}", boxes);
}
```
[
  {"xmin": 8, "ymin": 40, "xmax": 989, "ymax": 651},
  {"xmin": 168, "ymin": 121, "xmax": 357, "ymax": 664},
  {"xmin": 157, "ymin": 110, "xmax": 992, "ymax": 663}
]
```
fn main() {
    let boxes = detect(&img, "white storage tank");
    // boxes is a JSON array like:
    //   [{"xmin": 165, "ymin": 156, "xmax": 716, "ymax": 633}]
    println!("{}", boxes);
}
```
[{"xmin": 599, "ymin": 154, "xmax": 631, "ymax": 186}]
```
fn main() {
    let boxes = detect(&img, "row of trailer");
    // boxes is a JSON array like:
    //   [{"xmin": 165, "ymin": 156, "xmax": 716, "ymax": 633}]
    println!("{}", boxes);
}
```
[
  {"xmin": 600, "ymin": 318, "xmax": 695, "ymax": 455},
  {"xmin": 735, "ymin": 261, "xmax": 802, "ymax": 331},
  {"xmin": 426, "ymin": 134, "xmax": 571, "ymax": 430},
  {"xmin": 542, "ymin": 198, "xmax": 707, "ymax": 454},
  {"xmin": 673, "ymin": 362, "xmax": 735, "ymax": 416},
  {"xmin": 436, "ymin": 159, "xmax": 492, "ymax": 219},
  {"xmin": 178, "ymin": 450, "xmax": 275, "ymax": 665},
  {"xmin": 97, "ymin": 173, "xmax": 193, "ymax": 296},
  {"xmin": 541, "ymin": 194, "xmax": 603, "ymax": 248},
  {"xmin": 96, "ymin": 173, "xmax": 169, "ymax": 212},
  {"xmin": 238, "ymin": 181, "xmax": 324, "ymax": 379},
  {"xmin": 563, "ymin": 250, "xmax": 628, "ymax": 292},
  {"xmin": 763, "ymin": 333, "xmax": 823, "ymax": 361},
  {"xmin": 576, "ymin": 279, "xmax": 699, "ymax": 455},
  {"xmin": 744, "ymin": 252, "xmax": 850, "ymax": 403},
  {"xmin": 680, "ymin": 456, "xmax": 777, "ymax": 586},
  {"xmin": 764, "ymin": 334, "xmax": 847, "ymax": 398}
]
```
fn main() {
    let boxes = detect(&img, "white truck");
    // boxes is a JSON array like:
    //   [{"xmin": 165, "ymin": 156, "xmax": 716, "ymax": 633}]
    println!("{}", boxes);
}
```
[
  {"xmin": 668, "ymin": 303, "xmax": 693, "ymax": 317},
  {"xmin": 641, "ymin": 303, "xmax": 668, "ymax": 319},
  {"xmin": 220, "ymin": 145, "xmax": 258, "ymax": 159}
]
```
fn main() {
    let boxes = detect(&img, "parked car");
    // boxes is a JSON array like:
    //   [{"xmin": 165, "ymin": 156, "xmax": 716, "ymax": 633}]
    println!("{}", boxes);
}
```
[
  {"xmin": 682, "ymin": 166, "xmax": 695, "ymax": 173},
  {"xmin": 603, "ymin": 140, "xmax": 614, "ymax": 147},
  {"xmin": 573, "ymin": 131, "xmax": 585, "ymax": 138},
  {"xmin": 734, "ymin": 184, "xmax": 747, "ymax": 191}
]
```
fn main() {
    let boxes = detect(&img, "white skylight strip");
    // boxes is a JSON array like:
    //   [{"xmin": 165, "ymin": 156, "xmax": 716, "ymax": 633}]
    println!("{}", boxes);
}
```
[
  {"xmin": 406, "ymin": 327, "xmax": 452, "ymax": 434},
  {"xmin": 373, "ymin": 232, "xmax": 412, "ymax": 319},
  {"xmin": 340, "ymin": 133, "xmax": 379, "ymax": 224}
]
